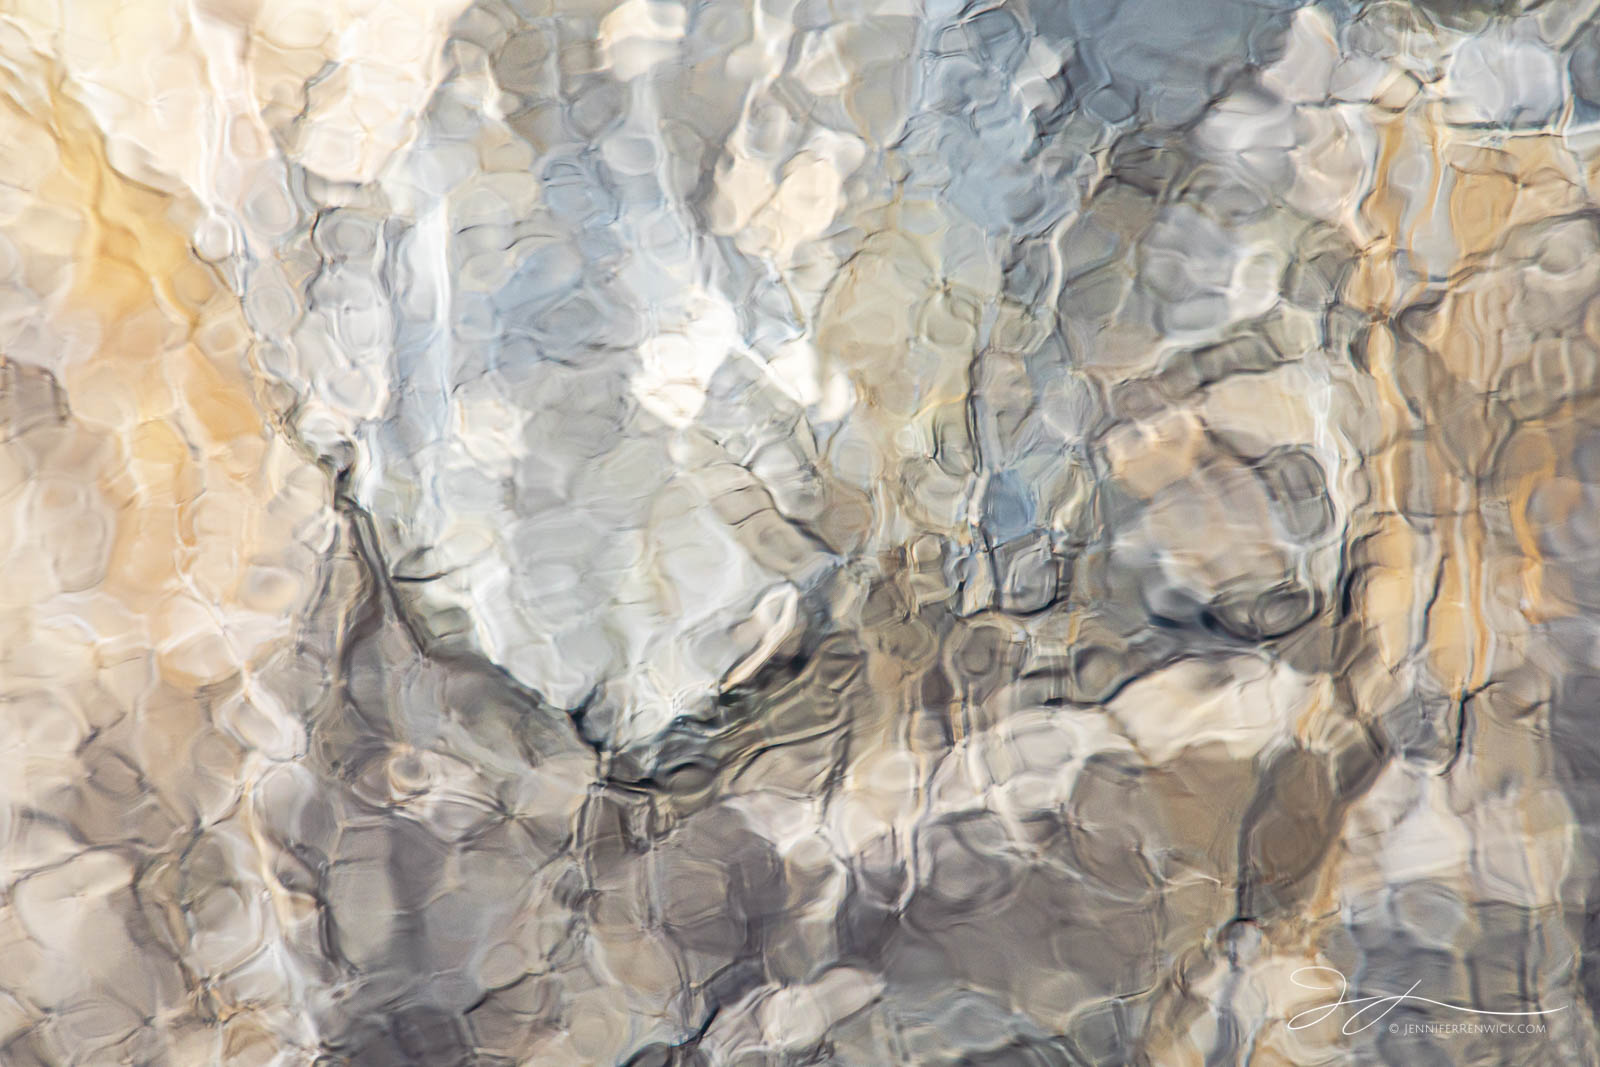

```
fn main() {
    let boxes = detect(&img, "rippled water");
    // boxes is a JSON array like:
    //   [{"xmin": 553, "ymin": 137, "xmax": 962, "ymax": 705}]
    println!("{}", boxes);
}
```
[{"xmin": 0, "ymin": 0, "xmax": 1597, "ymax": 1063}]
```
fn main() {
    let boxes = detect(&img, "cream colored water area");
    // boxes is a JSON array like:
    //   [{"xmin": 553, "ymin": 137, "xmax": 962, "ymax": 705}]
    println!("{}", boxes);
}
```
[{"xmin": 2, "ymin": 0, "xmax": 1600, "ymax": 1064}]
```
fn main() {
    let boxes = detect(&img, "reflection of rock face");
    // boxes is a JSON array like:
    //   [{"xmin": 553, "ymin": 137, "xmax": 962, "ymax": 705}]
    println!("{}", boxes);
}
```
[{"xmin": 3, "ymin": 0, "xmax": 1600, "ymax": 1064}]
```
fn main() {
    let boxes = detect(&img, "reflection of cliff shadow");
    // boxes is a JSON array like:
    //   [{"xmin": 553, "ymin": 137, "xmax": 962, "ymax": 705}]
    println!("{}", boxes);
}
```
[
  {"xmin": 270, "ymin": 490, "xmax": 599, "ymax": 1064},
  {"xmin": 1536, "ymin": 417, "xmax": 1600, "ymax": 1035}
]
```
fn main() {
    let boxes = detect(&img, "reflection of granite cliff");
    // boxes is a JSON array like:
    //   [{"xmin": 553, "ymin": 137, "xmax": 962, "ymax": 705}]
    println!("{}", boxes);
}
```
[{"xmin": 0, "ymin": 0, "xmax": 1595, "ymax": 1063}]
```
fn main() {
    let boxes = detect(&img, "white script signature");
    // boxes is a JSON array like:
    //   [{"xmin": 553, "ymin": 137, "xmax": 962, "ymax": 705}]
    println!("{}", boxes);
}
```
[{"xmin": 1287, "ymin": 966, "xmax": 1566, "ymax": 1035}]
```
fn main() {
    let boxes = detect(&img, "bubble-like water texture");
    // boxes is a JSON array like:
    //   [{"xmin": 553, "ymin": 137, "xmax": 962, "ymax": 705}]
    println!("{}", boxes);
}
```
[{"xmin": 1, "ymin": 0, "xmax": 1599, "ymax": 1063}]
